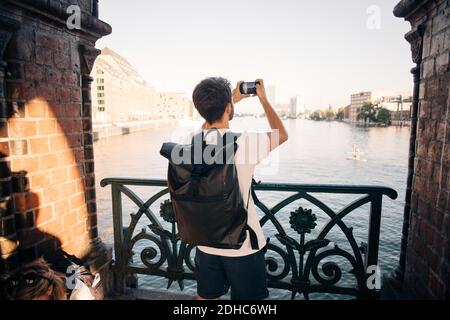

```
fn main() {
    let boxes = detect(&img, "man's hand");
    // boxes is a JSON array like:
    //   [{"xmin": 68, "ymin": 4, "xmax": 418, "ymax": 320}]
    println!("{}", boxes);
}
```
[
  {"xmin": 255, "ymin": 79, "xmax": 268, "ymax": 103},
  {"xmin": 232, "ymin": 81, "xmax": 251, "ymax": 104}
]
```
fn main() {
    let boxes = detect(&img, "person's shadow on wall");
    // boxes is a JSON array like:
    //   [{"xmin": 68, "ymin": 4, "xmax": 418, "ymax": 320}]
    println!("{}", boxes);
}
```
[
  {"xmin": 12, "ymin": 170, "xmax": 65, "ymax": 266},
  {"xmin": 0, "ymin": 159, "xmax": 69, "ymax": 298},
  {"xmin": 0, "ymin": 161, "xmax": 70, "ymax": 299},
  {"xmin": 0, "ymin": 89, "xmax": 75, "ymax": 278}
]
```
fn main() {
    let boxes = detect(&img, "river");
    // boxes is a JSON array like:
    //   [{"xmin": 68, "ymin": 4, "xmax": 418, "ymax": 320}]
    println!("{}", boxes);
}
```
[{"xmin": 94, "ymin": 118, "xmax": 410, "ymax": 299}]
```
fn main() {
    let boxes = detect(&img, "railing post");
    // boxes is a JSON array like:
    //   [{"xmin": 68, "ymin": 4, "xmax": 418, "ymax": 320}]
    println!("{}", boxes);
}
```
[
  {"xmin": 362, "ymin": 194, "xmax": 383, "ymax": 299},
  {"xmin": 111, "ymin": 183, "xmax": 125, "ymax": 295},
  {"xmin": 366, "ymin": 194, "xmax": 382, "ymax": 269}
]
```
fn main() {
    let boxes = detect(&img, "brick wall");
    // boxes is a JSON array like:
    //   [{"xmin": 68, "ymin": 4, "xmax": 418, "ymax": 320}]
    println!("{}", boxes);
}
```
[
  {"xmin": 9, "ymin": 29, "xmax": 81, "ymax": 263},
  {"xmin": 396, "ymin": 0, "xmax": 450, "ymax": 299},
  {"xmin": 0, "ymin": 0, "xmax": 111, "ymax": 278}
]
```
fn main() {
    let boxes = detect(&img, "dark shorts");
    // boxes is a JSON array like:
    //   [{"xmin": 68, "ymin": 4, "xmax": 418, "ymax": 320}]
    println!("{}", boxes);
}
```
[{"xmin": 194, "ymin": 248, "xmax": 269, "ymax": 300}]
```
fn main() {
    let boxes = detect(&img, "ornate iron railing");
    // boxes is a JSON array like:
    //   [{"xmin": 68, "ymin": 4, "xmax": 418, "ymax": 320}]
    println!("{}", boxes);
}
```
[{"xmin": 100, "ymin": 177, "xmax": 397, "ymax": 300}]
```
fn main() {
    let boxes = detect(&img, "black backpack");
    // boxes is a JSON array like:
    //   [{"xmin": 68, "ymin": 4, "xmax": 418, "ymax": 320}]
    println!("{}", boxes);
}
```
[{"xmin": 160, "ymin": 129, "xmax": 259, "ymax": 250}]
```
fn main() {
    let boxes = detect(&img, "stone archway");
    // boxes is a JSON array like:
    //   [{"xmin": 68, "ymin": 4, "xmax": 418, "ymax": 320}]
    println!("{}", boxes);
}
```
[{"xmin": 0, "ymin": 0, "xmax": 448, "ymax": 300}]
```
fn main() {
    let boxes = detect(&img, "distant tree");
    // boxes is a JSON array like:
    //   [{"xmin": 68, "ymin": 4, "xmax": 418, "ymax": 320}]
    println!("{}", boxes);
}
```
[
  {"xmin": 310, "ymin": 109, "xmax": 323, "ymax": 121},
  {"xmin": 357, "ymin": 102, "xmax": 377, "ymax": 125},
  {"xmin": 376, "ymin": 107, "xmax": 391, "ymax": 125},
  {"xmin": 325, "ymin": 107, "xmax": 335, "ymax": 121},
  {"xmin": 336, "ymin": 108, "xmax": 345, "ymax": 121}
]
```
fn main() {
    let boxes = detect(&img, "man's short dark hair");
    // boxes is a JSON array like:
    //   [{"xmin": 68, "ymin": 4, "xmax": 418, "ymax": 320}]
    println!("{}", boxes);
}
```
[{"xmin": 192, "ymin": 77, "xmax": 232, "ymax": 124}]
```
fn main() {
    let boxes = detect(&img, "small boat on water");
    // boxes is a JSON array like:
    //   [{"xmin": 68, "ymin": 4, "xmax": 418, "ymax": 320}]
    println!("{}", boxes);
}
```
[{"xmin": 346, "ymin": 144, "xmax": 367, "ymax": 162}]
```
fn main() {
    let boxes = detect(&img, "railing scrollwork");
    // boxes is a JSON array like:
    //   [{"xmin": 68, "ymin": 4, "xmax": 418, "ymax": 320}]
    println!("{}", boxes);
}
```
[{"xmin": 100, "ymin": 178, "xmax": 397, "ymax": 300}]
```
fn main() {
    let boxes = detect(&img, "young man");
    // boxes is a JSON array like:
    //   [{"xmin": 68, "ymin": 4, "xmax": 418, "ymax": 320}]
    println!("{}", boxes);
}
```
[{"xmin": 191, "ymin": 77, "xmax": 288, "ymax": 300}]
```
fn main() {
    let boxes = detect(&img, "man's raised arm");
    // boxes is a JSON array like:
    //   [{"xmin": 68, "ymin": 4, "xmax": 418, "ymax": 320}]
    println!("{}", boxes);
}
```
[{"xmin": 255, "ymin": 79, "xmax": 289, "ymax": 151}]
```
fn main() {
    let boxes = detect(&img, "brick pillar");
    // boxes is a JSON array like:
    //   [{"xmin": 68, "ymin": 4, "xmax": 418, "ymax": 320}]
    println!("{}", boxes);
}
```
[
  {"xmin": 79, "ymin": 45, "xmax": 101, "ymax": 234},
  {"xmin": 0, "ymin": 16, "xmax": 20, "ymax": 275},
  {"xmin": 383, "ymin": 26, "xmax": 424, "ymax": 298},
  {"xmin": 0, "ymin": 0, "xmax": 112, "ymax": 296},
  {"xmin": 394, "ymin": 0, "xmax": 450, "ymax": 299},
  {"xmin": 79, "ymin": 44, "xmax": 114, "ymax": 296}
]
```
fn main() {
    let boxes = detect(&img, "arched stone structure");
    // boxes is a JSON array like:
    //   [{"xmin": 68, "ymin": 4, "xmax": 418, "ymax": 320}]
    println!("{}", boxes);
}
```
[{"xmin": 0, "ymin": 0, "xmax": 448, "ymax": 300}]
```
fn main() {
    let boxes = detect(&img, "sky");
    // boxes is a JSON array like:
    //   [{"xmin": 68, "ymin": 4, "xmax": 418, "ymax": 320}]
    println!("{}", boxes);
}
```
[{"xmin": 96, "ymin": 0, "xmax": 413, "ymax": 110}]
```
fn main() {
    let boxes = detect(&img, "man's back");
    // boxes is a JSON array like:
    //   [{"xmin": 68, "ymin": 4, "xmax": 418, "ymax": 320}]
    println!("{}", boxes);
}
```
[{"xmin": 197, "ymin": 128, "xmax": 270, "ymax": 257}]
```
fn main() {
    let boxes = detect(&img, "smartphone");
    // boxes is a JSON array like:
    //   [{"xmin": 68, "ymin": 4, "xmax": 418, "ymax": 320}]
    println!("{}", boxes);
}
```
[{"xmin": 239, "ymin": 81, "xmax": 260, "ymax": 95}]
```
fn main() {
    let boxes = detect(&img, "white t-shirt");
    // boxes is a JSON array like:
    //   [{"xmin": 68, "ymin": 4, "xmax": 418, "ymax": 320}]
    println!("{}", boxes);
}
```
[{"xmin": 194, "ymin": 128, "xmax": 270, "ymax": 257}]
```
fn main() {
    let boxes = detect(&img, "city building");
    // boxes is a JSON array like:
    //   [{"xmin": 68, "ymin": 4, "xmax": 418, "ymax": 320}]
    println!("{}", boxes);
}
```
[
  {"xmin": 349, "ymin": 91, "xmax": 372, "ymax": 122},
  {"xmin": 91, "ymin": 48, "xmax": 192, "ymax": 124},
  {"xmin": 156, "ymin": 92, "xmax": 193, "ymax": 120},
  {"xmin": 376, "ymin": 94, "xmax": 412, "ymax": 125},
  {"xmin": 348, "ymin": 91, "xmax": 412, "ymax": 123},
  {"xmin": 289, "ymin": 96, "xmax": 305, "ymax": 118},
  {"xmin": 343, "ymin": 105, "xmax": 351, "ymax": 120}
]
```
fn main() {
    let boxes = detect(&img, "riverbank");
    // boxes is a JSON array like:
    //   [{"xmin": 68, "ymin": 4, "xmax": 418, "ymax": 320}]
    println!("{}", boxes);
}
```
[
  {"xmin": 341, "ymin": 119, "xmax": 411, "ymax": 127},
  {"xmin": 93, "ymin": 119, "xmax": 188, "ymax": 141}
]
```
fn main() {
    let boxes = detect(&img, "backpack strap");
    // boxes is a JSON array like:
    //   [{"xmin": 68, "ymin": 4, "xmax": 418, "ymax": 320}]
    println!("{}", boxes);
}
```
[
  {"xmin": 246, "ymin": 225, "xmax": 260, "ymax": 250},
  {"xmin": 245, "ymin": 177, "xmax": 260, "ymax": 250}
]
